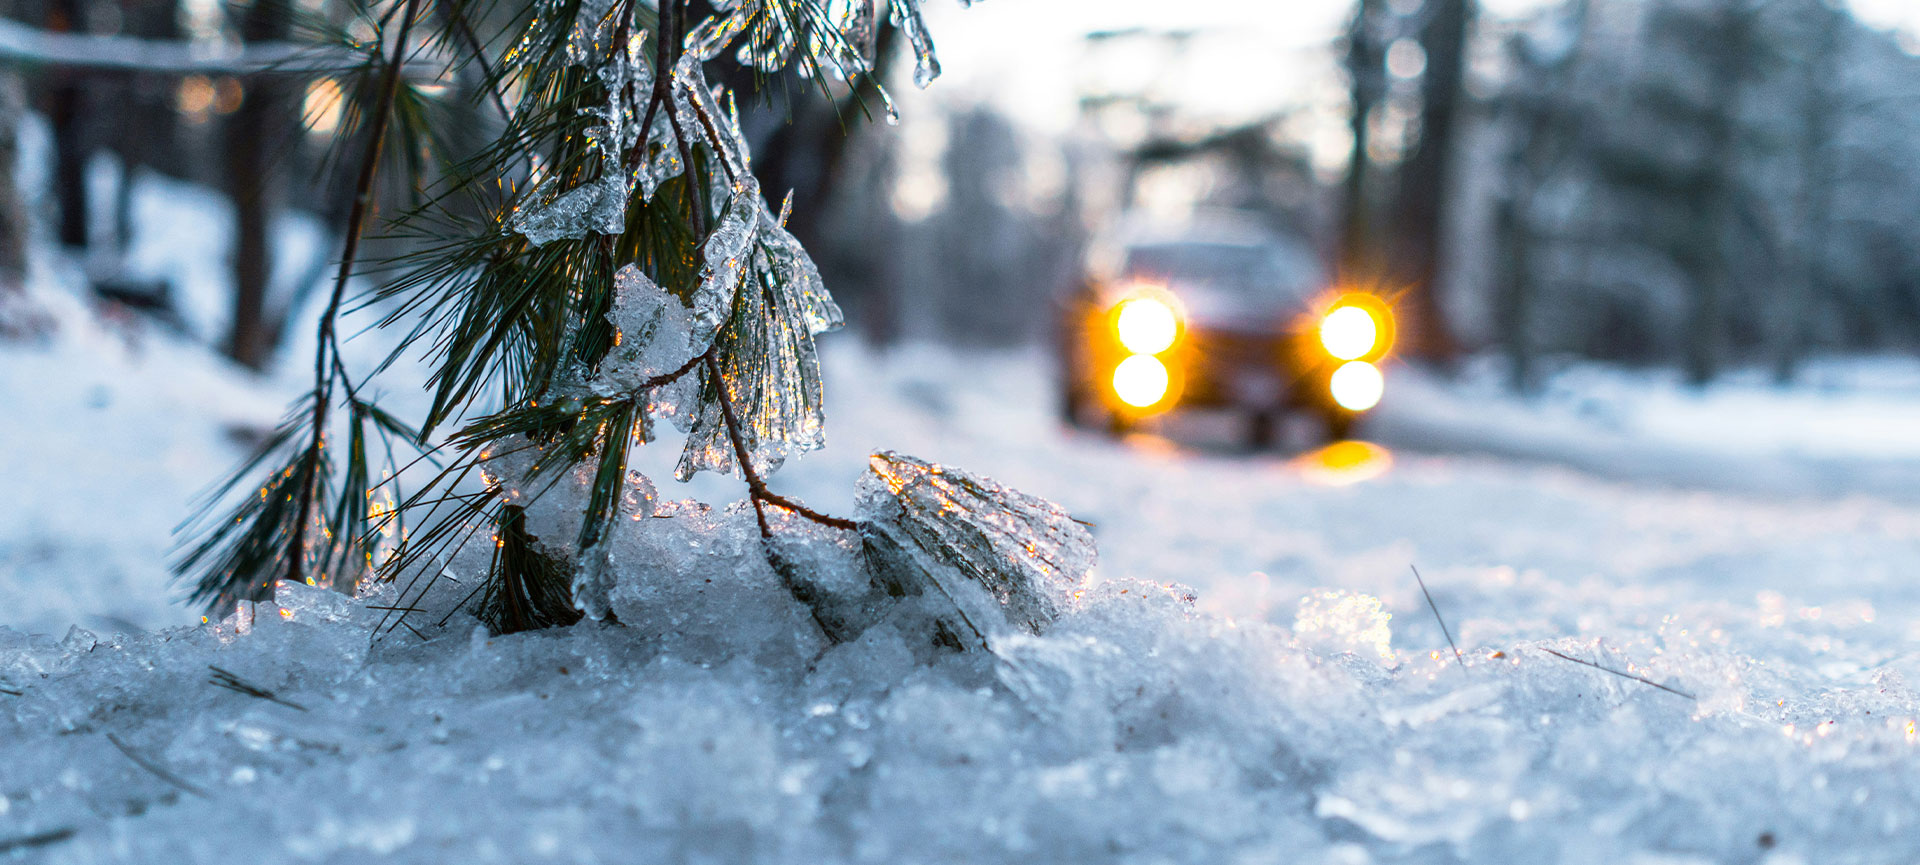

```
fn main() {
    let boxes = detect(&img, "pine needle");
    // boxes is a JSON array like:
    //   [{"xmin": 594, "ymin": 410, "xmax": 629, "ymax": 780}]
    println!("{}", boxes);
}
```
[
  {"xmin": 1539, "ymin": 647, "xmax": 1696, "ymax": 701},
  {"xmin": 207, "ymin": 666, "xmax": 309, "ymax": 712},
  {"xmin": 1411, "ymin": 565, "xmax": 1464, "ymax": 670},
  {"xmin": 0, "ymin": 686, "xmax": 20, "ymax": 696},
  {"xmin": 104, "ymin": 733, "xmax": 210, "ymax": 799}
]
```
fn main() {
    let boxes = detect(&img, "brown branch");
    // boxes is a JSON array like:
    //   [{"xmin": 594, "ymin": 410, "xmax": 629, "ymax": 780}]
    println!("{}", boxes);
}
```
[{"xmin": 699, "ymin": 353, "xmax": 855, "ymax": 533}]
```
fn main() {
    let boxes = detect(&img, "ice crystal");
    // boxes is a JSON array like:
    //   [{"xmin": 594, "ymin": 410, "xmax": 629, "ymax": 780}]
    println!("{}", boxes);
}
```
[
  {"xmin": 1294, "ymin": 589, "xmax": 1397, "ymax": 665},
  {"xmin": 888, "ymin": 0, "xmax": 941, "ymax": 88},
  {"xmin": 856, "ymin": 451, "xmax": 1094, "ymax": 647}
]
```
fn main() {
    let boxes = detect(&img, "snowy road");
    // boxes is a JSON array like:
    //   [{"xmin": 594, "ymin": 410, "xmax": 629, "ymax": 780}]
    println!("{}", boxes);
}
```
[{"xmin": 7, "ymin": 335, "xmax": 1920, "ymax": 862}]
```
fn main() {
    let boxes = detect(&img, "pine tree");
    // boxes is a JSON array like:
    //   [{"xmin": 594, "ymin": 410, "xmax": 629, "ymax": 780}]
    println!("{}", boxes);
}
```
[{"xmin": 173, "ymin": 0, "xmax": 1095, "ymax": 648}]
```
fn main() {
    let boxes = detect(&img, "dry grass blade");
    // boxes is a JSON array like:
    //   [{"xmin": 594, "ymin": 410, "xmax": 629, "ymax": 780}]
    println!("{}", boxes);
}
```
[
  {"xmin": 1411, "ymin": 565, "xmax": 1465, "ymax": 671},
  {"xmin": 105, "ymin": 733, "xmax": 210, "ymax": 799},
  {"xmin": 207, "ymin": 665, "xmax": 309, "ymax": 712},
  {"xmin": 1539, "ymin": 647, "xmax": 1696, "ymax": 701}
]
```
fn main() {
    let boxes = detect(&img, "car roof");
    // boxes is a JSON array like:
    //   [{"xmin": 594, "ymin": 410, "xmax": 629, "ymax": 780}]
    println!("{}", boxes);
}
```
[{"xmin": 1086, "ymin": 210, "xmax": 1307, "ymax": 280}]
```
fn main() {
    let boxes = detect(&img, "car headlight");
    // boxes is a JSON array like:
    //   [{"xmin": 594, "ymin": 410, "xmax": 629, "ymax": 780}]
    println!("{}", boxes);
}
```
[
  {"xmin": 1115, "ymin": 296, "xmax": 1179, "ymax": 355},
  {"xmin": 1329, "ymin": 361, "xmax": 1384, "ymax": 412},
  {"xmin": 1112, "ymin": 355, "xmax": 1171, "ymax": 408},
  {"xmin": 1320, "ymin": 305, "xmax": 1378, "ymax": 361}
]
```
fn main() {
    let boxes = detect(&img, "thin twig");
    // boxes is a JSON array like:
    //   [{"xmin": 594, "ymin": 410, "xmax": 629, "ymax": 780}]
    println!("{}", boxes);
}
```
[
  {"xmin": 288, "ymin": 0, "xmax": 425, "ymax": 591},
  {"xmin": 1411, "ymin": 565, "xmax": 1464, "ymax": 670},
  {"xmin": 1539, "ymin": 647, "xmax": 1696, "ymax": 701},
  {"xmin": 104, "ymin": 733, "xmax": 210, "ymax": 799},
  {"xmin": 0, "ymin": 827, "xmax": 77, "ymax": 855},
  {"xmin": 441, "ymin": 0, "xmax": 511, "ymax": 120},
  {"xmin": 208, "ymin": 665, "xmax": 310, "ymax": 712},
  {"xmin": 0, "ymin": 686, "xmax": 20, "ymax": 696}
]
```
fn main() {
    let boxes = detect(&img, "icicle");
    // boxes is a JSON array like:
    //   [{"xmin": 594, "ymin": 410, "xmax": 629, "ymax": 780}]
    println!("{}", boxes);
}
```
[
  {"xmin": 857, "ymin": 452, "xmax": 1094, "ymax": 647},
  {"xmin": 571, "ymin": 542, "xmax": 616, "ymax": 621},
  {"xmin": 757, "ymin": 195, "xmax": 844, "ymax": 335},
  {"xmin": 673, "ymin": 182, "xmax": 843, "ymax": 482},
  {"xmin": 689, "ymin": 180, "xmax": 761, "ymax": 344},
  {"xmin": 671, "ymin": 54, "xmax": 751, "ymax": 181},
  {"xmin": 684, "ymin": 0, "xmax": 754, "ymax": 61},
  {"xmin": 887, "ymin": 0, "xmax": 942, "ymax": 88},
  {"xmin": 564, "ymin": 0, "xmax": 621, "ymax": 66}
]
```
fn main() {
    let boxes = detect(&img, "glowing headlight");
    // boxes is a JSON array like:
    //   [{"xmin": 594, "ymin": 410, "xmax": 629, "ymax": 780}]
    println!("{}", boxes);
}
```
[
  {"xmin": 1320, "ymin": 305, "xmax": 1378, "ymax": 361},
  {"xmin": 1116, "ymin": 297, "xmax": 1179, "ymax": 355},
  {"xmin": 1329, "ymin": 361, "xmax": 1384, "ymax": 412},
  {"xmin": 1112, "ymin": 355, "xmax": 1171, "ymax": 408}
]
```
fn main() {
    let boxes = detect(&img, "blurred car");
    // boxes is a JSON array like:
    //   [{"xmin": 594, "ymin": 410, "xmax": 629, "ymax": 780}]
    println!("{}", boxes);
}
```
[{"xmin": 1055, "ymin": 216, "xmax": 1394, "ymax": 446}]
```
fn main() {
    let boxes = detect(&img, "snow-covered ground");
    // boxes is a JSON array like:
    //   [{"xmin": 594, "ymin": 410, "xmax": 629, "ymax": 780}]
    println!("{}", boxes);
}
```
[
  {"xmin": 9, "ymin": 171, "xmax": 1920, "ymax": 861},
  {"xmin": 9, "ymin": 296, "xmax": 1920, "ymax": 861}
]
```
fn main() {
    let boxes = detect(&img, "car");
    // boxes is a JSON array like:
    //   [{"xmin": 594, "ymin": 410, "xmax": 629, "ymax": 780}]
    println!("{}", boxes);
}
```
[{"xmin": 1054, "ymin": 217, "xmax": 1394, "ymax": 447}]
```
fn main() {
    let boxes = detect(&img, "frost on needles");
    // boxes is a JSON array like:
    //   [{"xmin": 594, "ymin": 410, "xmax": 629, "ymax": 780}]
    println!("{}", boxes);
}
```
[{"xmin": 176, "ymin": 0, "xmax": 1094, "ymax": 659}]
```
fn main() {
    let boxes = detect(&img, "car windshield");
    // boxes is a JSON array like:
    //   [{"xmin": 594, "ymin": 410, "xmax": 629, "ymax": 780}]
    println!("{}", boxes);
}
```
[{"xmin": 1122, "ymin": 239, "xmax": 1321, "ymax": 312}]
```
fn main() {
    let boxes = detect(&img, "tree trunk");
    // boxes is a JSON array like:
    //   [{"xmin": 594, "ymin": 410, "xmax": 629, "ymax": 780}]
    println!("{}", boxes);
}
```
[
  {"xmin": 225, "ymin": 0, "xmax": 296, "ymax": 369},
  {"xmin": 1338, "ymin": 0, "xmax": 1384, "ymax": 280},
  {"xmin": 47, "ymin": 0, "xmax": 89, "ymax": 249},
  {"xmin": 1390, "ymin": 0, "xmax": 1471, "ymax": 362}
]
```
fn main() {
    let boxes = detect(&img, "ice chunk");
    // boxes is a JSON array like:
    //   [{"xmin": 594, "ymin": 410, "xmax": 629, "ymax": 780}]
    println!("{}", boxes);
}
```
[
  {"xmin": 509, "ymin": 171, "xmax": 628, "ymax": 246},
  {"xmin": 762, "ymin": 506, "xmax": 880, "ymax": 642},
  {"xmin": 599, "ymin": 264, "xmax": 698, "ymax": 390},
  {"xmin": 856, "ymin": 452, "xmax": 1094, "ymax": 647},
  {"xmin": 828, "ymin": 0, "xmax": 878, "ymax": 73},
  {"xmin": 887, "ymin": 0, "xmax": 941, "ymax": 88}
]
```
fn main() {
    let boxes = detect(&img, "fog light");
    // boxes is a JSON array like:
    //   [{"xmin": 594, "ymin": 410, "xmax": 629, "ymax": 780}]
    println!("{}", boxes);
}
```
[
  {"xmin": 1116, "ymin": 297, "xmax": 1179, "ymax": 355},
  {"xmin": 1329, "ymin": 361, "xmax": 1384, "ymax": 411},
  {"xmin": 1112, "ymin": 355, "xmax": 1170, "ymax": 408},
  {"xmin": 1320, "ymin": 305, "xmax": 1378, "ymax": 361}
]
